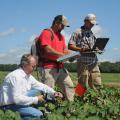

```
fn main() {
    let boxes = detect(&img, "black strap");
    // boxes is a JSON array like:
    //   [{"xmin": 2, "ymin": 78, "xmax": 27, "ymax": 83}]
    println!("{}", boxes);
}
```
[
  {"xmin": 36, "ymin": 28, "xmax": 63, "ymax": 66},
  {"xmin": 42, "ymin": 59, "xmax": 63, "ymax": 72},
  {"xmin": 44, "ymin": 28, "xmax": 54, "ymax": 40}
]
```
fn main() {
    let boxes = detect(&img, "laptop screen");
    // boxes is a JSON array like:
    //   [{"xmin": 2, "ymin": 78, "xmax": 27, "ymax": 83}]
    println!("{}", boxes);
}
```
[{"xmin": 92, "ymin": 38, "xmax": 109, "ymax": 51}]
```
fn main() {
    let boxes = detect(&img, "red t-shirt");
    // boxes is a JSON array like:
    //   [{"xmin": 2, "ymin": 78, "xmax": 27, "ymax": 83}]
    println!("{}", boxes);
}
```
[{"xmin": 38, "ymin": 29, "xmax": 66, "ymax": 68}]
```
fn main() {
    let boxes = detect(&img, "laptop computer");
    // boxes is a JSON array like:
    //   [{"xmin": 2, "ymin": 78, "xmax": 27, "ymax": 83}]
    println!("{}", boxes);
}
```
[
  {"xmin": 92, "ymin": 38, "xmax": 109, "ymax": 51},
  {"xmin": 57, "ymin": 38, "xmax": 109, "ymax": 62}
]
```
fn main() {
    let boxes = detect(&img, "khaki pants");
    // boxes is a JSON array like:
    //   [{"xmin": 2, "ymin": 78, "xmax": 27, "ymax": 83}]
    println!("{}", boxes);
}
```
[
  {"xmin": 42, "ymin": 68, "xmax": 74, "ymax": 101},
  {"xmin": 77, "ymin": 61, "xmax": 101, "ymax": 90}
]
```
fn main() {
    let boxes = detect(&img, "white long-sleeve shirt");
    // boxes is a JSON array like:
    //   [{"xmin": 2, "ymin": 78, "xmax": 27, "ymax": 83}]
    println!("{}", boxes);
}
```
[{"xmin": 0, "ymin": 68, "xmax": 55, "ymax": 106}]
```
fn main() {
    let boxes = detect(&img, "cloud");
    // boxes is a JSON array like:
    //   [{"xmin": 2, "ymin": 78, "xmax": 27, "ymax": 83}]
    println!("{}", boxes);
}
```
[
  {"xmin": 99, "ymin": 58, "xmax": 111, "ymax": 62},
  {"xmin": 0, "ymin": 31, "xmax": 71, "ymax": 64},
  {"xmin": 113, "ymin": 47, "xmax": 119, "ymax": 51},
  {"xmin": 21, "ymin": 28, "xmax": 28, "ymax": 33},
  {"xmin": 92, "ymin": 25, "xmax": 103, "ymax": 38},
  {"xmin": 28, "ymin": 34, "xmax": 37, "ymax": 44},
  {"xmin": 0, "ymin": 46, "xmax": 29, "ymax": 64},
  {"xmin": 0, "ymin": 30, "xmax": 119, "ymax": 64},
  {"xmin": 61, "ymin": 31, "xmax": 71, "ymax": 44},
  {"xmin": 0, "ymin": 53, "xmax": 7, "ymax": 59},
  {"xmin": 9, "ymin": 48, "xmax": 18, "ymax": 53},
  {"xmin": 0, "ymin": 28, "xmax": 16, "ymax": 37},
  {"xmin": 28, "ymin": 32, "xmax": 71, "ymax": 45}
]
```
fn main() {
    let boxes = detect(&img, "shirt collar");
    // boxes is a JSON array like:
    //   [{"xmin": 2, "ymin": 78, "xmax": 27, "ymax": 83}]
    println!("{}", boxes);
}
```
[{"xmin": 19, "ymin": 68, "xmax": 30, "ymax": 79}]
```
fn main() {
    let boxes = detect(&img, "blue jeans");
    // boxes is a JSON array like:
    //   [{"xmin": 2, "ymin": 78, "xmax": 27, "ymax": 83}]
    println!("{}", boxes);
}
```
[{"xmin": 0, "ymin": 89, "xmax": 43, "ymax": 120}]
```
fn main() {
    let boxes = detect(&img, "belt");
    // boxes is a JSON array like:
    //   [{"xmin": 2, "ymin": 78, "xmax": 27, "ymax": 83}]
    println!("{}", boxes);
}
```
[{"xmin": 42, "ymin": 60, "xmax": 63, "ymax": 72}]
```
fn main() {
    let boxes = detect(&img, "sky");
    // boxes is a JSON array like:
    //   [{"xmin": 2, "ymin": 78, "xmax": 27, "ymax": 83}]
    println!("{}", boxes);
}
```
[{"xmin": 0, "ymin": 0, "xmax": 120, "ymax": 64}]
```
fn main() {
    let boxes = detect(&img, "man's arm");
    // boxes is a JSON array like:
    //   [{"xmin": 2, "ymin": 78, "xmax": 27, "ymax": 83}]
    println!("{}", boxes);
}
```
[
  {"xmin": 68, "ymin": 44, "xmax": 90, "ymax": 52},
  {"xmin": 68, "ymin": 44, "xmax": 81, "ymax": 51},
  {"xmin": 9, "ymin": 77, "xmax": 39, "ymax": 105},
  {"xmin": 44, "ymin": 45, "xmax": 64, "ymax": 57},
  {"xmin": 31, "ymin": 76, "xmax": 63, "ymax": 100}
]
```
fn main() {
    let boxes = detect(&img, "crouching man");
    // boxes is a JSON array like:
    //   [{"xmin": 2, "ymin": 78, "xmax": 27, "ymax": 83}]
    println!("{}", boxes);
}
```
[{"xmin": 0, "ymin": 54, "xmax": 62, "ymax": 120}]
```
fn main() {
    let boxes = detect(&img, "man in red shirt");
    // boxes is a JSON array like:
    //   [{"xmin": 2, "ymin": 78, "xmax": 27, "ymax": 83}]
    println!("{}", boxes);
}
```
[{"xmin": 38, "ymin": 15, "xmax": 74, "ymax": 101}]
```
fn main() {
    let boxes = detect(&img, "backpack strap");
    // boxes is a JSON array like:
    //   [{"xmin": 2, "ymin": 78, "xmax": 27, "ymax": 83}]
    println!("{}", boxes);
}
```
[
  {"xmin": 44, "ymin": 28, "xmax": 62, "ymax": 41},
  {"xmin": 35, "ymin": 28, "xmax": 54, "ymax": 60},
  {"xmin": 33, "ymin": 29, "xmax": 54, "ymax": 64},
  {"xmin": 34, "ymin": 28, "xmax": 63, "ymax": 66},
  {"xmin": 44, "ymin": 28, "xmax": 54, "ymax": 41}
]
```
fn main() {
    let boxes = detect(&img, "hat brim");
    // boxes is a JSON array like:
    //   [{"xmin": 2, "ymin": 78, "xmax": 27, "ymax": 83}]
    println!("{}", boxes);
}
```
[
  {"xmin": 62, "ymin": 23, "xmax": 70, "ymax": 27},
  {"xmin": 66, "ymin": 25, "xmax": 70, "ymax": 27},
  {"xmin": 90, "ymin": 20, "xmax": 97, "ymax": 25}
]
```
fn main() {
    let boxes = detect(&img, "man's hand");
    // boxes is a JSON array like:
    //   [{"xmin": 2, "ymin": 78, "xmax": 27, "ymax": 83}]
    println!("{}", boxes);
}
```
[
  {"xmin": 37, "ymin": 95, "xmax": 45, "ymax": 102},
  {"xmin": 63, "ymin": 50, "xmax": 71, "ymax": 55},
  {"xmin": 54, "ymin": 92, "xmax": 63, "ymax": 98}
]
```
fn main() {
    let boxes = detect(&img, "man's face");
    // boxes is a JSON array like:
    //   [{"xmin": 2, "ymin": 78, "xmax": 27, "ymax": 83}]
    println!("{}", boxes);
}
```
[
  {"xmin": 85, "ymin": 20, "xmax": 94, "ymax": 29},
  {"xmin": 57, "ymin": 23, "xmax": 65, "ymax": 32},
  {"xmin": 26, "ymin": 57, "xmax": 37, "ymax": 74}
]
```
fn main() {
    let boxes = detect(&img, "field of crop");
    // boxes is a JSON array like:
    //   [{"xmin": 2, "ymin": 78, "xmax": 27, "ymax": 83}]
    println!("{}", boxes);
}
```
[
  {"xmin": 0, "ymin": 71, "xmax": 120, "ymax": 84},
  {"xmin": 0, "ymin": 71, "xmax": 120, "ymax": 120}
]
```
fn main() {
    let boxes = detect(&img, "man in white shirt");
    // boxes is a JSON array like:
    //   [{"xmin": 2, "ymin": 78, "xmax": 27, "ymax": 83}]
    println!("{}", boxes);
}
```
[{"xmin": 0, "ymin": 54, "xmax": 62, "ymax": 120}]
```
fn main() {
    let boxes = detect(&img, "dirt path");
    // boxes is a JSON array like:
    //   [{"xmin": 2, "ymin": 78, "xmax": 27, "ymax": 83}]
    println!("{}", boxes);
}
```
[
  {"xmin": 103, "ymin": 82, "xmax": 120, "ymax": 88},
  {"xmin": 74, "ymin": 80, "xmax": 120, "ymax": 88}
]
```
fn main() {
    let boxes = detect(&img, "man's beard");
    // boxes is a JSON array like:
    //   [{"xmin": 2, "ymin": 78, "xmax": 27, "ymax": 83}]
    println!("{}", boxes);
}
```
[{"xmin": 58, "ymin": 29, "xmax": 62, "ymax": 32}]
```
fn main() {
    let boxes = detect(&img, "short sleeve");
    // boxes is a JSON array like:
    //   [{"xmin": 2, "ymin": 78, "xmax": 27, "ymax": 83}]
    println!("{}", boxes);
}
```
[
  {"xmin": 39, "ymin": 30, "xmax": 52, "ymax": 47},
  {"xmin": 69, "ymin": 28, "xmax": 82, "ymax": 45}
]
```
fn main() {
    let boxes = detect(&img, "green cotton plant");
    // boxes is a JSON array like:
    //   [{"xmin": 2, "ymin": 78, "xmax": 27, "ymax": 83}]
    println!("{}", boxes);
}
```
[
  {"xmin": 0, "ymin": 110, "xmax": 22, "ymax": 120},
  {"xmin": 4, "ymin": 110, "xmax": 22, "ymax": 120},
  {"xmin": 0, "ymin": 109, "xmax": 4, "ymax": 120},
  {"xmin": 1, "ymin": 87, "xmax": 120, "ymax": 120}
]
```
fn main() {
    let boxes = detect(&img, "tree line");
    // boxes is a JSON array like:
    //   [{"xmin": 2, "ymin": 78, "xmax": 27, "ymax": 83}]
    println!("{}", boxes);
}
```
[
  {"xmin": 0, "ymin": 61, "xmax": 120, "ymax": 73},
  {"xmin": 65, "ymin": 61, "xmax": 120, "ymax": 73}
]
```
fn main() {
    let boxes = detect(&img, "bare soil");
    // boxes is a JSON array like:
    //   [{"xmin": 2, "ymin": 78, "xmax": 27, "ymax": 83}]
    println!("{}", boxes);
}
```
[{"xmin": 103, "ymin": 82, "xmax": 120, "ymax": 88}]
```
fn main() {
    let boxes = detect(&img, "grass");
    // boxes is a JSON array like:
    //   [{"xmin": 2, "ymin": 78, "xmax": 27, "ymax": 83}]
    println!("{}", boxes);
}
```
[
  {"xmin": 0, "ymin": 71, "xmax": 120, "ymax": 85},
  {"xmin": 101, "ymin": 73, "xmax": 120, "ymax": 83},
  {"xmin": 69, "ymin": 72, "xmax": 120, "ymax": 83},
  {"xmin": 0, "ymin": 71, "xmax": 8, "ymax": 85}
]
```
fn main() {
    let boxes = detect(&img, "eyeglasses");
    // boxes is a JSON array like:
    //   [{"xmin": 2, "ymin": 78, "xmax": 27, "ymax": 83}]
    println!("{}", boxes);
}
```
[
  {"xmin": 32, "ymin": 65, "xmax": 36, "ymax": 69},
  {"xmin": 30, "ymin": 64, "xmax": 37, "ymax": 70}
]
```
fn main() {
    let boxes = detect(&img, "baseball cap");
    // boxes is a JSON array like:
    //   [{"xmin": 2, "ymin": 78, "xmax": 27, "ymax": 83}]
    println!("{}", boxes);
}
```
[
  {"xmin": 54, "ymin": 15, "xmax": 70, "ymax": 27},
  {"xmin": 84, "ymin": 13, "xmax": 97, "ymax": 25}
]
